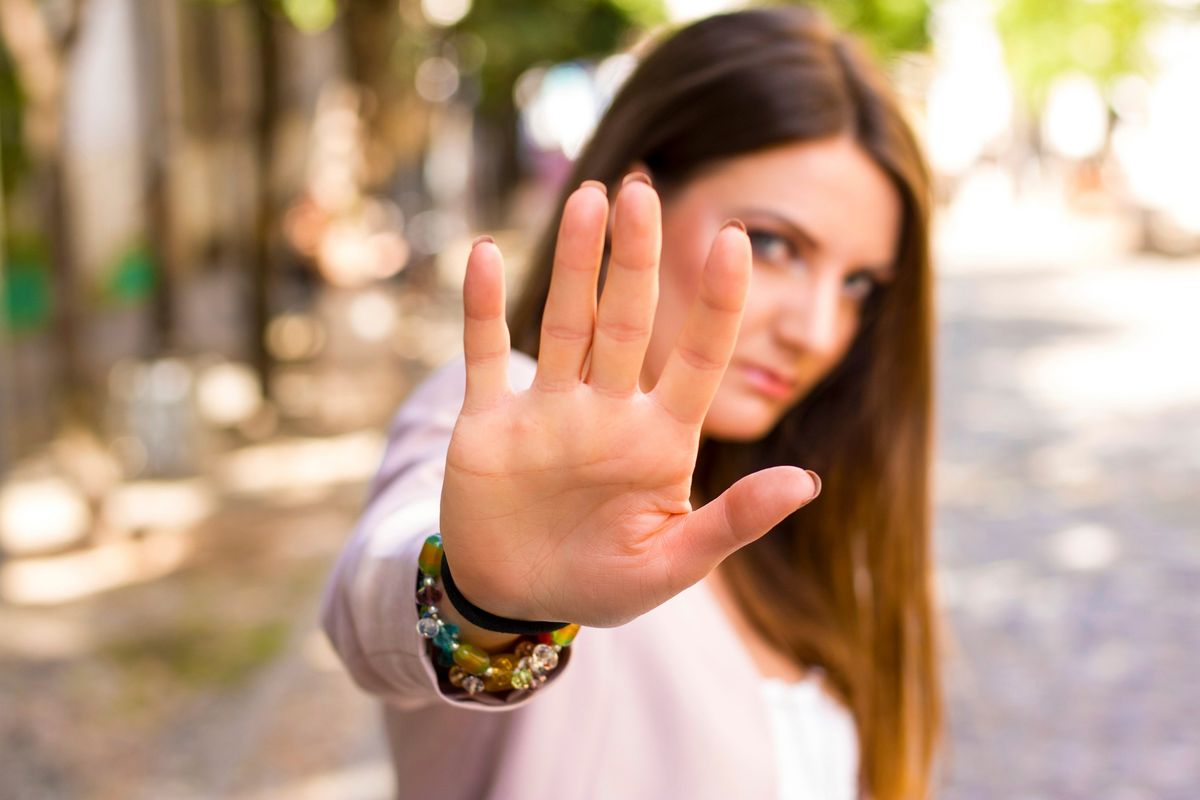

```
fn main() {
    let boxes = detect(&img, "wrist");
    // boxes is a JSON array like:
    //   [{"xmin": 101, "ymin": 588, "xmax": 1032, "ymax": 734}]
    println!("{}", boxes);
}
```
[
  {"xmin": 438, "ymin": 591, "xmax": 523, "ymax": 652},
  {"xmin": 415, "ymin": 533, "xmax": 580, "ymax": 698}
]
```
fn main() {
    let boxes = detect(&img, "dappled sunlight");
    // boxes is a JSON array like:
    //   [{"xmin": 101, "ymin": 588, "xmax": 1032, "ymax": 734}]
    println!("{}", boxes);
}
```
[
  {"xmin": 214, "ymin": 431, "xmax": 385, "ymax": 498},
  {"xmin": 1, "ymin": 528, "xmax": 193, "ymax": 606}
]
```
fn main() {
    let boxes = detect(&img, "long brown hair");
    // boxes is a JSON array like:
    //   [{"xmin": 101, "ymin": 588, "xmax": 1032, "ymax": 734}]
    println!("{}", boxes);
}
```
[{"xmin": 507, "ymin": 7, "xmax": 941, "ymax": 798}]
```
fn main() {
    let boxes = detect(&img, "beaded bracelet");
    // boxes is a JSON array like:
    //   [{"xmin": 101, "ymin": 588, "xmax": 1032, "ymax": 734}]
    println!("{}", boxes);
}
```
[{"xmin": 414, "ymin": 533, "xmax": 580, "ymax": 696}]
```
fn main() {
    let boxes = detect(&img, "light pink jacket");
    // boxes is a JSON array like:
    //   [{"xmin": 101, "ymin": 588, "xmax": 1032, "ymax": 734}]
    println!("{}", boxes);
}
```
[{"xmin": 320, "ymin": 352, "xmax": 805, "ymax": 799}]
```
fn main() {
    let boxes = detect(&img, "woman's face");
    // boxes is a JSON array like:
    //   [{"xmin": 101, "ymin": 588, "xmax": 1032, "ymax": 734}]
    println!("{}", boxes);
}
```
[{"xmin": 635, "ymin": 135, "xmax": 902, "ymax": 442}]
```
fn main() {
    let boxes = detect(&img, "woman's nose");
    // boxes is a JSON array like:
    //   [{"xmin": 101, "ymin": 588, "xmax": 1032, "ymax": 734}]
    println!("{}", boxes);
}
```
[{"xmin": 774, "ymin": 274, "xmax": 842, "ymax": 359}]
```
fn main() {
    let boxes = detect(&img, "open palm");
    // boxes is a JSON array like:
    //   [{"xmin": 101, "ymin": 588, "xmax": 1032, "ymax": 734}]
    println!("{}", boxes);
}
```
[{"xmin": 440, "ymin": 175, "xmax": 820, "ymax": 628}]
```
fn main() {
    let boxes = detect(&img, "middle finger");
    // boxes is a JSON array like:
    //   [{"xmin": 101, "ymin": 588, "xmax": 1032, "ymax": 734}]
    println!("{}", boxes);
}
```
[{"xmin": 586, "ymin": 173, "xmax": 661, "ymax": 397}]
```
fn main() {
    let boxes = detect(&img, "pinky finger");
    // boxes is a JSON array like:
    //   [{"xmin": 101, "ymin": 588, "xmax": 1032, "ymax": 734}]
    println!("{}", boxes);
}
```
[{"xmin": 462, "ymin": 236, "xmax": 512, "ymax": 413}]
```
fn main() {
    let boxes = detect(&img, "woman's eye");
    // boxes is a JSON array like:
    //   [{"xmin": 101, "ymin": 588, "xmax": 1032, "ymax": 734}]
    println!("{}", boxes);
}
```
[
  {"xmin": 844, "ymin": 271, "xmax": 881, "ymax": 301},
  {"xmin": 746, "ymin": 230, "xmax": 798, "ymax": 267}
]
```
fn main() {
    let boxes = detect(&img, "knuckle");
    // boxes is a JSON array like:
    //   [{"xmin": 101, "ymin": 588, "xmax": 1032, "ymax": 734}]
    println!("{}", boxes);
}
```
[
  {"xmin": 541, "ymin": 321, "xmax": 593, "ymax": 343},
  {"xmin": 595, "ymin": 316, "xmax": 649, "ymax": 344},
  {"xmin": 677, "ymin": 344, "xmax": 724, "ymax": 374},
  {"xmin": 463, "ymin": 348, "xmax": 506, "ymax": 368}
]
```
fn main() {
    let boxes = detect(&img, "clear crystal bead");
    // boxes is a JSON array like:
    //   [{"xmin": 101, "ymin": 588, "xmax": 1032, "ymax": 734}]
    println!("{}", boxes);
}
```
[
  {"xmin": 530, "ymin": 643, "xmax": 559, "ymax": 671},
  {"xmin": 462, "ymin": 675, "xmax": 485, "ymax": 694},
  {"xmin": 416, "ymin": 616, "xmax": 441, "ymax": 638}
]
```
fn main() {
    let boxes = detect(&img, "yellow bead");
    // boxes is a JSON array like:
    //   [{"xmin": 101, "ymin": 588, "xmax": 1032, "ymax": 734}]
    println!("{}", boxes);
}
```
[
  {"xmin": 452, "ymin": 642, "xmax": 491, "ymax": 676},
  {"xmin": 483, "ymin": 655, "xmax": 515, "ymax": 691},
  {"xmin": 418, "ymin": 535, "xmax": 442, "ymax": 577}
]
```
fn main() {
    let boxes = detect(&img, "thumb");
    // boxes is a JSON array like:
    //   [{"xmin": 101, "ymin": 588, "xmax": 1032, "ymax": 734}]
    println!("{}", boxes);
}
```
[{"xmin": 661, "ymin": 467, "xmax": 821, "ymax": 592}]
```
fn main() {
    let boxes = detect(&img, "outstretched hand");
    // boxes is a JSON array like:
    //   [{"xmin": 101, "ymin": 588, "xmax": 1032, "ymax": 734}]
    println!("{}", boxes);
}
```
[{"xmin": 440, "ymin": 174, "xmax": 820, "ymax": 628}]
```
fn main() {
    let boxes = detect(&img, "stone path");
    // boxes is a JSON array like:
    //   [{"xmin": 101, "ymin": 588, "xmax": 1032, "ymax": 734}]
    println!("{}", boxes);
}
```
[{"xmin": 934, "ymin": 202, "xmax": 1200, "ymax": 798}]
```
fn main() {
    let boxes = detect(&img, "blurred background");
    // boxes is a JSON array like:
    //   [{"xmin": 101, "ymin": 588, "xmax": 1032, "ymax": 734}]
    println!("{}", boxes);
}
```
[{"xmin": 0, "ymin": 0, "xmax": 1197, "ymax": 797}]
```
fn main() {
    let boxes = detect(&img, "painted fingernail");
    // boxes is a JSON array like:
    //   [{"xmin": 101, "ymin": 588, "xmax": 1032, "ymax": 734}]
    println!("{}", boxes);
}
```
[
  {"xmin": 722, "ymin": 218, "xmax": 746, "ymax": 234},
  {"xmin": 622, "ymin": 172, "xmax": 652, "ymax": 187},
  {"xmin": 804, "ymin": 470, "xmax": 822, "ymax": 501},
  {"xmin": 580, "ymin": 179, "xmax": 607, "ymax": 196},
  {"xmin": 471, "ymin": 234, "xmax": 495, "ymax": 249}
]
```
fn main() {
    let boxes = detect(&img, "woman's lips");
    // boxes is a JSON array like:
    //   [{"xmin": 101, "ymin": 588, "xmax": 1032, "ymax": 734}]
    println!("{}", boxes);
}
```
[{"xmin": 737, "ymin": 363, "xmax": 795, "ymax": 399}]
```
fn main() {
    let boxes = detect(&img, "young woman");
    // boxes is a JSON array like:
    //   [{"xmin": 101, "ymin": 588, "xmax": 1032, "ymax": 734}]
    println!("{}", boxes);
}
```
[{"xmin": 323, "ymin": 7, "xmax": 942, "ymax": 799}]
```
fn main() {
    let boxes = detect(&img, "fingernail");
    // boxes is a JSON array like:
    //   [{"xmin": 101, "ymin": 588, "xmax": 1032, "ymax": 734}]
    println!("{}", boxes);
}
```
[
  {"xmin": 471, "ymin": 234, "xmax": 494, "ymax": 249},
  {"xmin": 804, "ymin": 470, "xmax": 822, "ymax": 501},
  {"xmin": 722, "ymin": 218, "xmax": 746, "ymax": 234},
  {"xmin": 580, "ymin": 179, "xmax": 607, "ymax": 196},
  {"xmin": 622, "ymin": 172, "xmax": 652, "ymax": 187}
]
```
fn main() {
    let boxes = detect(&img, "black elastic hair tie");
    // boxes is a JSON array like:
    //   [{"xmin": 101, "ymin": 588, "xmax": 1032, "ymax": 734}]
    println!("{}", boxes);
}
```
[{"xmin": 439, "ymin": 551, "xmax": 570, "ymax": 635}]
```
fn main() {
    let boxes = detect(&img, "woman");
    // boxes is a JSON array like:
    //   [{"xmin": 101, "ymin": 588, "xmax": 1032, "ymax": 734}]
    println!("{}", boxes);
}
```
[{"xmin": 322, "ymin": 7, "xmax": 942, "ymax": 799}]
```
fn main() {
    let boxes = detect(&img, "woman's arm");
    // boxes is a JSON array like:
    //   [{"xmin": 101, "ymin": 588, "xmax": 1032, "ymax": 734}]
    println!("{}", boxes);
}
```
[{"xmin": 319, "ymin": 352, "xmax": 566, "ymax": 711}]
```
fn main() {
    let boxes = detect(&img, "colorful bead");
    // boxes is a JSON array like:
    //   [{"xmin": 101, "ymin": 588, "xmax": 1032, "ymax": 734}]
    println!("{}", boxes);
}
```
[
  {"xmin": 514, "ymin": 640, "xmax": 535, "ymax": 658},
  {"xmin": 531, "ymin": 643, "xmax": 559, "ymax": 672},
  {"xmin": 483, "ymin": 655, "xmax": 515, "ymax": 691},
  {"xmin": 436, "ymin": 646, "xmax": 455, "ymax": 668},
  {"xmin": 416, "ymin": 583, "xmax": 442, "ymax": 605},
  {"xmin": 510, "ymin": 668, "xmax": 533, "ymax": 690},
  {"xmin": 550, "ymin": 623, "xmax": 580, "ymax": 648},
  {"xmin": 433, "ymin": 622, "xmax": 459, "ymax": 652},
  {"xmin": 448, "ymin": 666, "xmax": 467, "ymax": 687},
  {"xmin": 417, "ymin": 615, "xmax": 441, "ymax": 638},
  {"xmin": 452, "ymin": 642, "xmax": 491, "ymax": 675},
  {"xmin": 462, "ymin": 675, "xmax": 485, "ymax": 695},
  {"xmin": 417, "ymin": 534, "xmax": 443, "ymax": 577}
]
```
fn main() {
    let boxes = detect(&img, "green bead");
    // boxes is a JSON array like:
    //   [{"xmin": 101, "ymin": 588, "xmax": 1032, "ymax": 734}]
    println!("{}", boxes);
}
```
[
  {"xmin": 510, "ymin": 668, "xmax": 533, "ymax": 690},
  {"xmin": 435, "ymin": 647, "xmax": 454, "ymax": 668},
  {"xmin": 452, "ymin": 642, "xmax": 491, "ymax": 676},
  {"xmin": 433, "ymin": 622, "xmax": 459, "ymax": 652},
  {"xmin": 418, "ymin": 534, "xmax": 443, "ymax": 577}
]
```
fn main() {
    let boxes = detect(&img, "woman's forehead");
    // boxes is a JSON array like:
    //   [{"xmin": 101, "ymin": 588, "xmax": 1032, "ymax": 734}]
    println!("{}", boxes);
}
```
[{"xmin": 672, "ymin": 137, "xmax": 903, "ymax": 267}]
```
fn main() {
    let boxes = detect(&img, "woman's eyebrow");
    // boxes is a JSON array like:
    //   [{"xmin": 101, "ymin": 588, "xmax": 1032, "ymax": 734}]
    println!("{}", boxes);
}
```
[
  {"xmin": 735, "ymin": 206, "xmax": 896, "ymax": 279},
  {"xmin": 734, "ymin": 207, "xmax": 822, "ymax": 252}
]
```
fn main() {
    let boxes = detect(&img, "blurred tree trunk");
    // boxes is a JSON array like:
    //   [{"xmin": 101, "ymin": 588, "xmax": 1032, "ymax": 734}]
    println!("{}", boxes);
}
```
[
  {"xmin": 249, "ymin": 0, "xmax": 279, "ymax": 398},
  {"xmin": 476, "ymin": 103, "xmax": 520, "ymax": 228},
  {"xmin": 342, "ymin": 0, "xmax": 429, "ymax": 195},
  {"xmin": 132, "ymin": 0, "xmax": 177, "ymax": 357},
  {"xmin": 0, "ymin": 0, "xmax": 89, "ymax": 427}
]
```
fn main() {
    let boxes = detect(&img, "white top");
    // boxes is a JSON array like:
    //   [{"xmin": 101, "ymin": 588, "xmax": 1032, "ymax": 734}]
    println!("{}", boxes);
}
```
[{"xmin": 761, "ymin": 675, "xmax": 861, "ymax": 800}]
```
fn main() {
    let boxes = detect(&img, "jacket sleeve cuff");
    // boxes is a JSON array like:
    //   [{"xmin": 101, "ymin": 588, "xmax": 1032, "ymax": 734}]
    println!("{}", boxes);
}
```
[{"xmin": 322, "ymin": 495, "xmax": 574, "ymax": 713}]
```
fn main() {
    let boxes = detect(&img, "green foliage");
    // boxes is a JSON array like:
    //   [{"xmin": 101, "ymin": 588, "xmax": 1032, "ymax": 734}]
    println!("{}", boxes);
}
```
[
  {"xmin": 800, "ymin": 0, "xmax": 931, "ymax": 56},
  {"xmin": 0, "ymin": 33, "xmax": 31, "ymax": 200},
  {"xmin": 188, "ymin": 0, "xmax": 338, "ymax": 33},
  {"xmin": 454, "ymin": 0, "xmax": 669, "ymax": 115},
  {"xmin": 2, "ymin": 234, "xmax": 52, "ymax": 334},
  {"xmin": 996, "ymin": 0, "xmax": 1158, "ymax": 110},
  {"xmin": 279, "ymin": 0, "xmax": 338, "ymax": 32},
  {"xmin": 100, "ymin": 244, "xmax": 157, "ymax": 307}
]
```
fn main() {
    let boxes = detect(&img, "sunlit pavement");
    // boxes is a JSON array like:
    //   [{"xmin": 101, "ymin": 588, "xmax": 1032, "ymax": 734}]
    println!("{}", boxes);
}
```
[{"xmin": 934, "ymin": 184, "xmax": 1200, "ymax": 798}]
